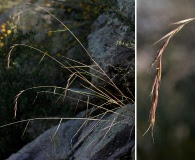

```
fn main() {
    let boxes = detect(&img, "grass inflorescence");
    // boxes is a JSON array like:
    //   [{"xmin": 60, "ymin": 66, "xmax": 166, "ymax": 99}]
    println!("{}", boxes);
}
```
[{"xmin": 144, "ymin": 18, "xmax": 195, "ymax": 139}]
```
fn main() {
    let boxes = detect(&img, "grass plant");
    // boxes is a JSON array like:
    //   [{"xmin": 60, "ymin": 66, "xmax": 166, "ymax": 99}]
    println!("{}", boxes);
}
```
[{"xmin": 0, "ymin": 2, "xmax": 134, "ymax": 158}]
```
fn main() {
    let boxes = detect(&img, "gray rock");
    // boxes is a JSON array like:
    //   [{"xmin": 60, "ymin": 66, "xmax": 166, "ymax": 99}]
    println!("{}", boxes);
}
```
[
  {"xmin": 88, "ymin": 0, "xmax": 135, "ymax": 98},
  {"xmin": 131, "ymin": 146, "xmax": 135, "ymax": 160},
  {"xmin": 72, "ymin": 104, "xmax": 135, "ymax": 160},
  {"xmin": 6, "ymin": 110, "xmax": 87, "ymax": 160},
  {"xmin": 117, "ymin": 0, "xmax": 135, "ymax": 24},
  {"xmin": 7, "ymin": 153, "xmax": 30, "ymax": 160},
  {"xmin": 7, "ymin": 104, "xmax": 134, "ymax": 160}
]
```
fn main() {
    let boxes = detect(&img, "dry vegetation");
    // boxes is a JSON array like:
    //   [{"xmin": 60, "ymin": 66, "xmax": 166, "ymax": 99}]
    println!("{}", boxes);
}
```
[
  {"xmin": 144, "ymin": 18, "xmax": 195, "ymax": 139},
  {"xmin": 0, "ymin": 1, "xmax": 134, "ymax": 159}
]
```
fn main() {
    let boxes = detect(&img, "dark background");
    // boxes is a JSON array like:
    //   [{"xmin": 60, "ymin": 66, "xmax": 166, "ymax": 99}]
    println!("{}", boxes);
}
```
[{"xmin": 138, "ymin": 0, "xmax": 195, "ymax": 159}]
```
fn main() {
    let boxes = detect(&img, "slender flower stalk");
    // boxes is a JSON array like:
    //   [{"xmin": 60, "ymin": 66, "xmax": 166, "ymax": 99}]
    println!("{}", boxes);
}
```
[{"xmin": 144, "ymin": 18, "xmax": 195, "ymax": 138}]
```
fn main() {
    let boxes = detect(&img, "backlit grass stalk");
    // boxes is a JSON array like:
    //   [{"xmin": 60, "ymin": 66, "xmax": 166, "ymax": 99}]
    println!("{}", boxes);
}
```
[{"xmin": 143, "ymin": 18, "xmax": 195, "ymax": 138}]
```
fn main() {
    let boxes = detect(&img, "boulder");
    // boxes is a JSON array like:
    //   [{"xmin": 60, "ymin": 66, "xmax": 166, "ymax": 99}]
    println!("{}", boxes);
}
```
[
  {"xmin": 88, "ymin": 0, "xmax": 135, "ymax": 98},
  {"xmin": 117, "ymin": 0, "xmax": 135, "ymax": 24},
  {"xmin": 72, "ymin": 104, "xmax": 135, "ymax": 160},
  {"xmin": 7, "ymin": 104, "xmax": 134, "ymax": 160}
]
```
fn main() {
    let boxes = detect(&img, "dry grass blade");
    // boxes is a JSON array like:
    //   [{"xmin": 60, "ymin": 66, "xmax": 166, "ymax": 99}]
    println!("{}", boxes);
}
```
[
  {"xmin": 64, "ymin": 73, "xmax": 76, "ymax": 98},
  {"xmin": 72, "ymin": 112, "xmax": 107, "ymax": 150},
  {"xmin": 8, "ymin": 44, "xmax": 67, "ymax": 69},
  {"xmin": 13, "ymin": 86, "xmax": 67, "ymax": 118},
  {"xmin": 171, "ymin": 18, "xmax": 195, "ymax": 25},
  {"xmin": 153, "ymin": 30, "xmax": 175, "ymax": 45},
  {"xmin": 51, "ymin": 118, "xmax": 63, "ymax": 140},
  {"xmin": 143, "ymin": 60, "xmax": 160, "ymax": 140},
  {"xmin": 154, "ymin": 23, "xmax": 186, "ymax": 45},
  {"xmin": 150, "ymin": 38, "xmax": 170, "ymax": 69},
  {"xmin": 0, "ymin": 117, "xmax": 108, "ymax": 129},
  {"xmin": 63, "ymin": 59, "xmax": 131, "ymax": 104},
  {"xmin": 100, "ymin": 116, "xmax": 116, "ymax": 143},
  {"xmin": 14, "ymin": 90, "xmax": 24, "ymax": 118},
  {"xmin": 14, "ymin": 87, "xmax": 128, "ymax": 119},
  {"xmin": 21, "ymin": 120, "xmax": 30, "ymax": 138},
  {"xmin": 7, "ymin": 45, "xmax": 16, "ymax": 68}
]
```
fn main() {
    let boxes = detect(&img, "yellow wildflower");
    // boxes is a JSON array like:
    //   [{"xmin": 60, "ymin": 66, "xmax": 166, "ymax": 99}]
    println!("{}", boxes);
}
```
[
  {"xmin": 48, "ymin": 31, "xmax": 52, "ymax": 36},
  {"xmin": 57, "ymin": 53, "xmax": 61, "ymax": 57},
  {"xmin": 1, "ymin": 28, "xmax": 6, "ymax": 32},
  {"xmin": 1, "ymin": 23, "xmax": 6, "ymax": 29},
  {"xmin": 7, "ymin": 30, "xmax": 12, "ymax": 35},
  {"xmin": 44, "ymin": 0, "xmax": 51, "ymax": 7},
  {"xmin": 85, "ymin": 5, "xmax": 90, "ymax": 11},
  {"xmin": 45, "ymin": 2, "xmax": 51, "ymax": 7},
  {"xmin": 0, "ymin": 42, "xmax": 5, "ymax": 47},
  {"xmin": 0, "ymin": 37, "xmax": 3, "ymax": 39}
]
